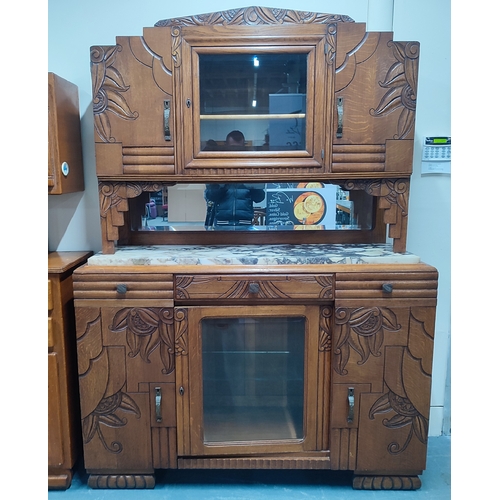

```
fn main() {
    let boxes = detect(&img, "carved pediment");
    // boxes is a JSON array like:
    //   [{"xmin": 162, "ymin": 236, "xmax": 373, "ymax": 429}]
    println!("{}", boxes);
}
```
[{"xmin": 155, "ymin": 6, "xmax": 354, "ymax": 27}]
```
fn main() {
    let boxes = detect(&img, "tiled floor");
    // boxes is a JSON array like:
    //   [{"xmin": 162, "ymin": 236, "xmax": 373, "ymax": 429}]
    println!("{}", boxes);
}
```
[{"xmin": 48, "ymin": 435, "xmax": 451, "ymax": 499}]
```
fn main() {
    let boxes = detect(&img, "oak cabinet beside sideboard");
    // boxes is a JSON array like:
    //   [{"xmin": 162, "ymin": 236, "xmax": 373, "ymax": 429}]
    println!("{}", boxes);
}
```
[
  {"xmin": 73, "ymin": 257, "xmax": 437, "ymax": 490},
  {"xmin": 48, "ymin": 73, "xmax": 85, "ymax": 195},
  {"xmin": 48, "ymin": 251, "xmax": 92, "ymax": 489}
]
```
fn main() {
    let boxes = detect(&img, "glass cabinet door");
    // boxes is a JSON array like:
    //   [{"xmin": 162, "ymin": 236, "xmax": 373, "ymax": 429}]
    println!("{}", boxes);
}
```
[
  {"xmin": 183, "ymin": 305, "xmax": 323, "ymax": 456},
  {"xmin": 202, "ymin": 316, "xmax": 305, "ymax": 443},
  {"xmin": 198, "ymin": 52, "xmax": 308, "ymax": 153},
  {"xmin": 176, "ymin": 25, "xmax": 331, "ymax": 173}
]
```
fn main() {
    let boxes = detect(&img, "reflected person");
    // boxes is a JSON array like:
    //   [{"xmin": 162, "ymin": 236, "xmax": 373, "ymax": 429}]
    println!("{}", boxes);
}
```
[{"xmin": 205, "ymin": 183, "xmax": 265, "ymax": 226}]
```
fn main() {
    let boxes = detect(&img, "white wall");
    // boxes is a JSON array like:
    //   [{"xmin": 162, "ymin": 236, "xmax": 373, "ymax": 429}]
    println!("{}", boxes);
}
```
[{"xmin": 48, "ymin": 0, "xmax": 451, "ymax": 436}]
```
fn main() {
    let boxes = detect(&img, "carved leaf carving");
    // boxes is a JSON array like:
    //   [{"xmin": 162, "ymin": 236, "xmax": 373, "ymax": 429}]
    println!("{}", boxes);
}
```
[
  {"xmin": 334, "ymin": 306, "xmax": 401, "ymax": 374},
  {"xmin": 91, "ymin": 45, "xmax": 138, "ymax": 142}
]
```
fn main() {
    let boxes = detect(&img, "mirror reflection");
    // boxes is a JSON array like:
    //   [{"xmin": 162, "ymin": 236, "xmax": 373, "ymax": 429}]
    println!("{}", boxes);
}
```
[
  {"xmin": 137, "ymin": 183, "xmax": 373, "ymax": 232},
  {"xmin": 199, "ymin": 53, "xmax": 308, "ymax": 151}
]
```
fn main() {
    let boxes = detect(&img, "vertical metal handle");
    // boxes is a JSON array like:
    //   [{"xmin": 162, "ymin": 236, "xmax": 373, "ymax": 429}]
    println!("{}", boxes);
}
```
[
  {"xmin": 155, "ymin": 387, "xmax": 162, "ymax": 422},
  {"xmin": 164, "ymin": 100, "xmax": 171, "ymax": 141},
  {"xmin": 347, "ymin": 387, "xmax": 355, "ymax": 423},
  {"xmin": 336, "ymin": 97, "xmax": 344, "ymax": 138}
]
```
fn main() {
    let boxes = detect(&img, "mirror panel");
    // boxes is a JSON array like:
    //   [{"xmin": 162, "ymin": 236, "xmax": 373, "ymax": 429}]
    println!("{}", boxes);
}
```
[{"xmin": 134, "ymin": 183, "xmax": 374, "ymax": 233}]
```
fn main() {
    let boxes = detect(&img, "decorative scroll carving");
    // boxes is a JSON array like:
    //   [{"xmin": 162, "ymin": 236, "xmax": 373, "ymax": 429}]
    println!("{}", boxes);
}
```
[
  {"xmin": 82, "ymin": 388, "xmax": 141, "ymax": 454},
  {"xmin": 319, "ymin": 306, "xmax": 332, "ymax": 352},
  {"xmin": 99, "ymin": 181, "xmax": 168, "ymax": 253},
  {"xmin": 91, "ymin": 45, "xmax": 138, "ymax": 143},
  {"xmin": 339, "ymin": 179, "xmax": 409, "ymax": 252},
  {"xmin": 155, "ymin": 7, "xmax": 354, "ymax": 27},
  {"xmin": 333, "ymin": 306, "xmax": 401, "ymax": 375},
  {"xmin": 325, "ymin": 24, "xmax": 337, "ymax": 65},
  {"xmin": 370, "ymin": 41, "xmax": 420, "ymax": 140},
  {"xmin": 110, "ymin": 307, "xmax": 188, "ymax": 375}
]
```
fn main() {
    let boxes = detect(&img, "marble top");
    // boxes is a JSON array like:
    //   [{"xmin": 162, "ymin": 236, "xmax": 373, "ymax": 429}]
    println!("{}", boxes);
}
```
[{"xmin": 87, "ymin": 244, "xmax": 420, "ymax": 266}]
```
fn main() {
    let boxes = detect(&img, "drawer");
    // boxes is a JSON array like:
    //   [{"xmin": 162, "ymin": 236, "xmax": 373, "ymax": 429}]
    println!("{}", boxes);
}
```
[
  {"xmin": 175, "ymin": 274, "xmax": 333, "ymax": 302},
  {"xmin": 335, "ymin": 271, "xmax": 438, "ymax": 300},
  {"xmin": 73, "ymin": 272, "xmax": 174, "ymax": 300}
]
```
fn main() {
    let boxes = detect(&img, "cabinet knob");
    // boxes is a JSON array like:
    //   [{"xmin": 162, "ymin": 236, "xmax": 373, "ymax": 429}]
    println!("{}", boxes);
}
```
[
  {"xmin": 116, "ymin": 284, "xmax": 128, "ymax": 294},
  {"xmin": 382, "ymin": 283, "xmax": 393, "ymax": 293}
]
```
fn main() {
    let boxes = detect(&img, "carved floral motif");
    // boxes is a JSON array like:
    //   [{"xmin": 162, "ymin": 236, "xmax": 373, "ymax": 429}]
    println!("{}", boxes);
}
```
[
  {"xmin": 370, "ymin": 41, "xmax": 420, "ymax": 139},
  {"xmin": 334, "ymin": 306, "xmax": 400, "ymax": 375},
  {"xmin": 369, "ymin": 389, "xmax": 428, "ymax": 455},
  {"xmin": 110, "ymin": 307, "xmax": 187, "ymax": 375},
  {"xmin": 91, "ymin": 45, "xmax": 138, "ymax": 142},
  {"xmin": 82, "ymin": 389, "xmax": 141, "ymax": 454}
]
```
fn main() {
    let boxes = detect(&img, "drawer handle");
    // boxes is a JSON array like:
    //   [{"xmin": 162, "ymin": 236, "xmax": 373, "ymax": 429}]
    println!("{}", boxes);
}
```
[
  {"xmin": 116, "ymin": 284, "xmax": 128, "ymax": 294},
  {"xmin": 382, "ymin": 283, "xmax": 393, "ymax": 293},
  {"xmin": 155, "ymin": 387, "xmax": 162, "ymax": 422},
  {"xmin": 249, "ymin": 282, "xmax": 260, "ymax": 294},
  {"xmin": 347, "ymin": 387, "xmax": 355, "ymax": 423}
]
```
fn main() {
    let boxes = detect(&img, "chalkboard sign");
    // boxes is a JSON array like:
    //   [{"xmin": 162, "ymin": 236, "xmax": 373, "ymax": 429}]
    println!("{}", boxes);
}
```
[{"xmin": 266, "ymin": 188, "xmax": 328, "ymax": 226}]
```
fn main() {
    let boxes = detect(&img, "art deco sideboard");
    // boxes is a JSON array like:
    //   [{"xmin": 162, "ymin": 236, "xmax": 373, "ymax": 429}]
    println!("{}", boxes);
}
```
[{"xmin": 71, "ymin": 7, "xmax": 437, "ymax": 491}]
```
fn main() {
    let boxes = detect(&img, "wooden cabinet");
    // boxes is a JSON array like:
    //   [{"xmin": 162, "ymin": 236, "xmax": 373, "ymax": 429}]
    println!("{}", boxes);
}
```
[
  {"xmin": 48, "ymin": 73, "xmax": 85, "ymax": 194},
  {"xmin": 48, "ymin": 251, "xmax": 92, "ymax": 489},
  {"xmin": 90, "ymin": 7, "xmax": 419, "ymax": 254},
  {"xmin": 72, "ymin": 261, "xmax": 437, "ymax": 490}
]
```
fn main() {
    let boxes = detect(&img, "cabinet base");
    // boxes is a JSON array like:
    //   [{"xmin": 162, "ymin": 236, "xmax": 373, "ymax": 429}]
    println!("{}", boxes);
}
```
[
  {"xmin": 88, "ymin": 474, "xmax": 155, "ymax": 489},
  {"xmin": 48, "ymin": 469, "xmax": 72, "ymax": 490},
  {"xmin": 352, "ymin": 475, "xmax": 421, "ymax": 490}
]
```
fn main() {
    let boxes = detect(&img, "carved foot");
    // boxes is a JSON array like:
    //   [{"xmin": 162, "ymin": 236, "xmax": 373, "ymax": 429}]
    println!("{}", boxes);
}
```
[
  {"xmin": 353, "ymin": 475, "xmax": 421, "ymax": 490},
  {"xmin": 88, "ymin": 474, "xmax": 155, "ymax": 489}
]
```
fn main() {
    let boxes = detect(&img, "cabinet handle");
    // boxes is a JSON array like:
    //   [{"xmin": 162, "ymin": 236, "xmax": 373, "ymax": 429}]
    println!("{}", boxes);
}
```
[
  {"xmin": 164, "ymin": 100, "xmax": 171, "ymax": 141},
  {"xmin": 347, "ymin": 387, "xmax": 355, "ymax": 423},
  {"xmin": 382, "ymin": 283, "xmax": 393, "ymax": 293},
  {"xmin": 336, "ymin": 97, "xmax": 344, "ymax": 138},
  {"xmin": 179, "ymin": 386, "xmax": 185, "ymax": 396},
  {"xmin": 155, "ymin": 387, "xmax": 162, "ymax": 422},
  {"xmin": 186, "ymin": 98, "xmax": 191, "ymax": 109},
  {"xmin": 116, "ymin": 284, "xmax": 128, "ymax": 294}
]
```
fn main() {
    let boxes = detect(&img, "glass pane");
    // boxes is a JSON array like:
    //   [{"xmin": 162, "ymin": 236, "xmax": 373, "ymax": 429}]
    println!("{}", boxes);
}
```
[
  {"xmin": 199, "ymin": 53, "xmax": 308, "ymax": 151},
  {"xmin": 201, "ymin": 316, "xmax": 305, "ymax": 443}
]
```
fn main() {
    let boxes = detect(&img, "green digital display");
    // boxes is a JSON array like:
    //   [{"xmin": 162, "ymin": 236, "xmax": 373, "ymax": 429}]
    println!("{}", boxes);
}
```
[{"xmin": 433, "ymin": 138, "xmax": 448, "ymax": 144}]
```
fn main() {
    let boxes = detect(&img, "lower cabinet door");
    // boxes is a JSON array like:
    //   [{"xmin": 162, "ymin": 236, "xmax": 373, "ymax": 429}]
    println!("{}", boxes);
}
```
[
  {"xmin": 332, "ymin": 303, "xmax": 435, "ymax": 474},
  {"xmin": 176, "ymin": 304, "xmax": 332, "ymax": 457}
]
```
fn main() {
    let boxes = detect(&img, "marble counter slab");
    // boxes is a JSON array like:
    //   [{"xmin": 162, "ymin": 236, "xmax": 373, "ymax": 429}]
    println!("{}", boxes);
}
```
[{"xmin": 87, "ymin": 244, "xmax": 420, "ymax": 266}]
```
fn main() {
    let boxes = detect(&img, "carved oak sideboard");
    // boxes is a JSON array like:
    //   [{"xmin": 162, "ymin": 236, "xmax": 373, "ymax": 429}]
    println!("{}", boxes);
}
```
[{"xmin": 72, "ymin": 245, "xmax": 437, "ymax": 490}]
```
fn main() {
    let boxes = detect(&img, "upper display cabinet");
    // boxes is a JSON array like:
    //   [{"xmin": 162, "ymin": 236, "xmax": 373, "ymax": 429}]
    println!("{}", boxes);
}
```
[{"xmin": 91, "ymin": 6, "xmax": 419, "ymax": 182}]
